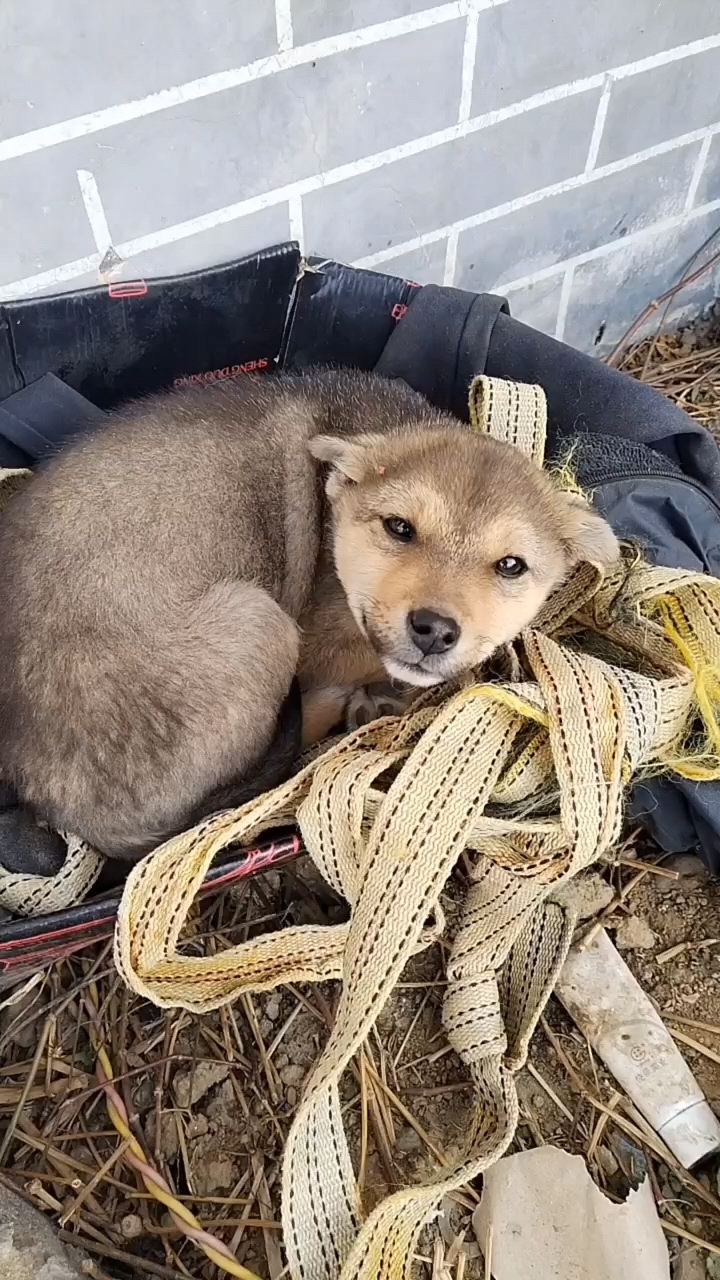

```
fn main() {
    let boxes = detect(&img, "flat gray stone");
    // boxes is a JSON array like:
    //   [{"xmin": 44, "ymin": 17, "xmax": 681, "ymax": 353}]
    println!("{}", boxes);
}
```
[{"xmin": 0, "ymin": 1183, "xmax": 84, "ymax": 1280}]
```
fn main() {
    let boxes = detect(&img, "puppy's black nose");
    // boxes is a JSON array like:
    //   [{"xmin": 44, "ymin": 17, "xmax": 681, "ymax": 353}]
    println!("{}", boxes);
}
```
[{"xmin": 407, "ymin": 609, "xmax": 460, "ymax": 656}]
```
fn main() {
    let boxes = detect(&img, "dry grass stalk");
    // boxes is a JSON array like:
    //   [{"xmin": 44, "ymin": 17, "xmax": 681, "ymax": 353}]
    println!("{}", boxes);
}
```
[
  {"xmin": 660, "ymin": 1220, "xmax": 720, "ymax": 1257},
  {"xmin": 657, "ymin": 938, "xmax": 720, "ymax": 965},
  {"xmin": 667, "ymin": 1026, "xmax": 720, "ymax": 1068}
]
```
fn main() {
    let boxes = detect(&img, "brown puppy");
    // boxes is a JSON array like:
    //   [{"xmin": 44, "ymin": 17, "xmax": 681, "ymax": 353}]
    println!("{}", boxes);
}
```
[{"xmin": 0, "ymin": 369, "xmax": 618, "ymax": 859}]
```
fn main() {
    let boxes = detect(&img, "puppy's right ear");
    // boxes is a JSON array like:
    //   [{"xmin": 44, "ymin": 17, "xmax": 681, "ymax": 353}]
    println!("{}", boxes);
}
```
[
  {"xmin": 559, "ymin": 493, "xmax": 620, "ymax": 570},
  {"xmin": 309, "ymin": 435, "xmax": 369, "ymax": 500}
]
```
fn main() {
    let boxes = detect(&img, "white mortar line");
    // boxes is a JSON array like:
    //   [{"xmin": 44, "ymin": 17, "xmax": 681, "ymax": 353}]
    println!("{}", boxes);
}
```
[
  {"xmin": 458, "ymin": 2, "xmax": 481, "ymax": 124},
  {"xmin": 76, "ymin": 169, "xmax": 113, "ymax": 254},
  {"xmin": 554, "ymin": 265, "xmax": 575, "ymax": 341},
  {"xmin": 443, "ymin": 230, "xmax": 459, "ymax": 285},
  {"xmin": 0, "ymin": 1, "xmax": 501, "ymax": 164},
  {"xmin": 498, "ymin": 196, "xmax": 720, "ymax": 295},
  {"xmin": 0, "ymin": 254, "xmax": 102, "ymax": 301},
  {"xmin": 0, "ymin": 73, "xmax": 599, "ymax": 299},
  {"xmin": 584, "ymin": 75, "xmax": 613, "ymax": 173},
  {"xmin": 685, "ymin": 131, "xmax": 714, "ymax": 211},
  {"xmin": 351, "ymin": 122, "xmax": 720, "ymax": 269},
  {"xmin": 2, "ymin": 119, "xmax": 720, "ymax": 304},
  {"xmin": 610, "ymin": 30, "xmax": 720, "ymax": 81},
  {"xmin": 275, "ymin": 0, "xmax": 294, "ymax": 52},
  {"xmin": 0, "ymin": 15, "xmax": 716, "ymax": 167},
  {"xmin": 0, "ymin": 62, "xmax": 601, "ymax": 172},
  {"xmin": 76, "ymin": 80, "xmax": 591, "ymax": 260},
  {"xmin": 114, "ymin": 184, "xmax": 301, "ymax": 260},
  {"xmin": 288, "ymin": 193, "xmax": 305, "ymax": 251},
  {"xmin": 60, "ymin": 79, "xmax": 614, "ymax": 266}
]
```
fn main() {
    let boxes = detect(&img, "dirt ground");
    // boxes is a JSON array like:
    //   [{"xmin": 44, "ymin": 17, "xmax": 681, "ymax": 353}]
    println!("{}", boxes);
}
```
[{"xmin": 4, "ymin": 846, "xmax": 720, "ymax": 1280}]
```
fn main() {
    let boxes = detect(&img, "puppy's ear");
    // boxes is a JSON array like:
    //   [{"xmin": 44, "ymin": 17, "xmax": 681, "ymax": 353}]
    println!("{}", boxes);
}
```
[
  {"xmin": 309, "ymin": 434, "xmax": 384, "ymax": 500},
  {"xmin": 309, "ymin": 435, "xmax": 367, "ymax": 478},
  {"xmin": 560, "ymin": 493, "xmax": 620, "ymax": 570}
]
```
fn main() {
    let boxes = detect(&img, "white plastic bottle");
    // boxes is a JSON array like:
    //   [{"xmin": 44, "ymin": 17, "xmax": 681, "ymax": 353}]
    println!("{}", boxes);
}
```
[{"xmin": 555, "ymin": 927, "xmax": 720, "ymax": 1168}]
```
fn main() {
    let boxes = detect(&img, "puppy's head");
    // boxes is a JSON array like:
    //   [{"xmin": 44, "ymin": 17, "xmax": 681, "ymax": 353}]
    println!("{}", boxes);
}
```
[{"xmin": 310, "ymin": 428, "xmax": 619, "ymax": 687}]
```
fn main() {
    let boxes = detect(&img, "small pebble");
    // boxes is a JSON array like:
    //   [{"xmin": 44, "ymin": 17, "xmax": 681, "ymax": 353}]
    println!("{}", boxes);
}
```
[
  {"xmin": 614, "ymin": 914, "xmax": 656, "ymax": 950},
  {"xmin": 265, "ymin": 996, "xmax": 281, "ymax": 1022},
  {"xmin": 665, "ymin": 854, "xmax": 708, "ymax": 879},
  {"xmin": 656, "ymin": 854, "xmax": 709, "ymax": 895},
  {"xmin": 280, "ymin": 1064, "xmax": 305, "ymax": 1087},
  {"xmin": 197, "ymin": 1156, "xmax": 237, "ymax": 1196},
  {"xmin": 186, "ymin": 1113, "xmax": 209, "ymax": 1138},
  {"xmin": 174, "ymin": 1060, "xmax": 230, "ymax": 1108},
  {"xmin": 617, "ymin": 1135, "xmax": 647, "ymax": 1183},
  {"xmin": 205, "ymin": 1077, "xmax": 235, "ymax": 1120},
  {"xmin": 571, "ymin": 872, "xmax": 615, "ymax": 921}
]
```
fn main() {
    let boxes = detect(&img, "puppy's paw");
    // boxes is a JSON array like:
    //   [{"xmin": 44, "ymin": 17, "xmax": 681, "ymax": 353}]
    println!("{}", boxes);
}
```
[
  {"xmin": 346, "ymin": 683, "xmax": 417, "ymax": 731},
  {"xmin": 301, "ymin": 686, "xmax": 350, "ymax": 746}
]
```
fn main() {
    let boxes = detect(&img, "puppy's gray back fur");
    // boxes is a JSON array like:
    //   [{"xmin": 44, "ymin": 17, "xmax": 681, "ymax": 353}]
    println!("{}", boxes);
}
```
[{"xmin": 0, "ymin": 369, "xmax": 445, "ymax": 856}]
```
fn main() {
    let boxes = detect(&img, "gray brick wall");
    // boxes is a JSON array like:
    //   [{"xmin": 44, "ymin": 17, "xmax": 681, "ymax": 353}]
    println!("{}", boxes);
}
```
[{"xmin": 2, "ymin": 1, "xmax": 719, "ymax": 355}]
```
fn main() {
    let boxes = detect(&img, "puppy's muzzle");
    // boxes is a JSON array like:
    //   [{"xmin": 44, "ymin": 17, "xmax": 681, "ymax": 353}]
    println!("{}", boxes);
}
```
[{"xmin": 407, "ymin": 609, "xmax": 460, "ymax": 657}]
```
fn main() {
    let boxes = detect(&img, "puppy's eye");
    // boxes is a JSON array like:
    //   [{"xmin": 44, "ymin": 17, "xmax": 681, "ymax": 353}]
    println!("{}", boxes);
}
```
[
  {"xmin": 383, "ymin": 516, "xmax": 415, "ymax": 543},
  {"xmin": 495, "ymin": 555, "xmax": 528, "ymax": 579}
]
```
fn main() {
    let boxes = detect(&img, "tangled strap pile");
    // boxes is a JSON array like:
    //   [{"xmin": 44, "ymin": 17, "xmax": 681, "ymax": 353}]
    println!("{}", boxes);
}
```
[{"xmin": 5, "ymin": 378, "xmax": 720, "ymax": 1280}]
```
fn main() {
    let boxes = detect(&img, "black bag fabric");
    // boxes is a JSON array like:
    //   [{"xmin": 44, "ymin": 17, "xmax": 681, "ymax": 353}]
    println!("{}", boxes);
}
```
[
  {"xmin": 2, "ymin": 250, "xmax": 720, "ymax": 875},
  {"xmin": 374, "ymin": 284, "xmax": 720, "ymax": 502},
  {"xmin": 561, "ymin": 431, "xmax": 720, "ymax": 869},
  {"xmin": 0, "ymin": 244, "xmax": 300, "ymax": 461}
]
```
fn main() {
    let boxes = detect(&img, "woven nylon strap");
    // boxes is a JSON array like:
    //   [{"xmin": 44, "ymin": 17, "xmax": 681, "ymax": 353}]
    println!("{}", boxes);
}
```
[
  {"xmin": 0, "ymin": 835, "xmax": 103, "ymax": 915},
  {"xmin": 113, "ymin": 375, "xmax": 720, "ymax": 1280}
]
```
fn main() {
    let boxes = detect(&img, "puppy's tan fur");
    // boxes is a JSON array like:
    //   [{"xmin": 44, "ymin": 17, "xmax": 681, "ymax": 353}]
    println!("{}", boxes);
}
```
[{"xmin": 0, "ymin": 369, "xmax": 618, "ymax": 858}]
